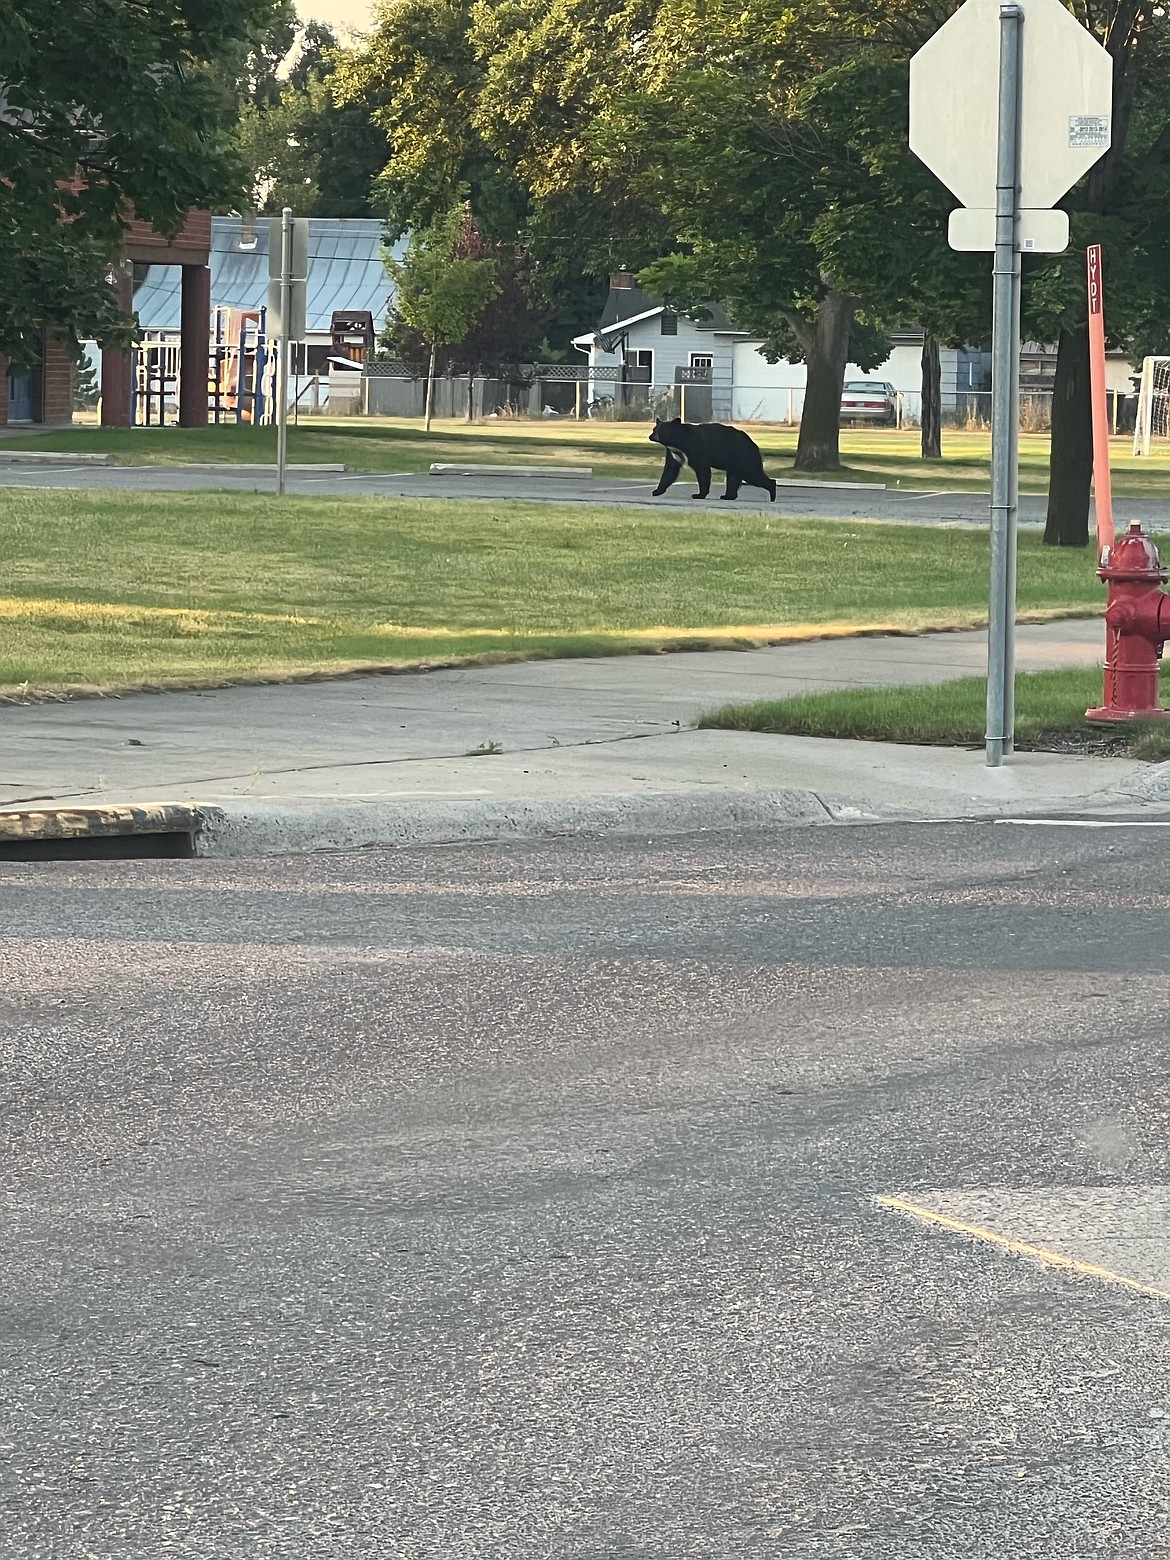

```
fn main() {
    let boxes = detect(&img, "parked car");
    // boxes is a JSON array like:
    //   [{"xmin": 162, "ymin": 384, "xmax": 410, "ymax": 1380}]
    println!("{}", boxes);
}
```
[{"xmin": 840, "ymin": 379, "xmax": 898, "ymax": 426}]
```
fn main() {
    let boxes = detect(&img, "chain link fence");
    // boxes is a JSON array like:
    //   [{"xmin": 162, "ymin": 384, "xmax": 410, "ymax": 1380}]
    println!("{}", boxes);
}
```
[{"xmin": 360, "ymin": 364, "xmax": 1137, "ymax": 433}]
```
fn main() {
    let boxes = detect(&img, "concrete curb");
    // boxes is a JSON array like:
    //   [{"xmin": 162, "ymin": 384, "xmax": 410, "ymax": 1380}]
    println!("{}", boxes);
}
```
[
  {"xmin": 429, "ymin": 463, "xmax": 593, "ymax": 479},
  {"xmin": 0, "ymin": 451, "xmax": 111, "ymax": 465},
  {"xmin": 193, "ymin": 789, "xmax": 867, "ymax": 856},
  {"xmin": 3, "ymin": 778, "xmax": 1165, "ymax": 860}
]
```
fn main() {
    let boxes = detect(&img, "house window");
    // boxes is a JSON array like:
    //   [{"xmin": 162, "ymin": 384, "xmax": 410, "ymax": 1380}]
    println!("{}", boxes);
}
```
[
  {"xmin": 627, "ymin": 348, "xmax": 653, "ymax": 383},
  {"xmin": 660, "ymin": 312, "xmax": 678, "ymax": 336},
  {"xmin": 690, "ymin": 352, "xmax": 713, "ymax": 378}
]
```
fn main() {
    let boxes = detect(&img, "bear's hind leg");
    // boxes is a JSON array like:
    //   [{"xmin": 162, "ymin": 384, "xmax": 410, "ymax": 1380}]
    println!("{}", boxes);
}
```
[{"xmin": 745, "ymin": 456, "xmax": 777, "ymax": 501}]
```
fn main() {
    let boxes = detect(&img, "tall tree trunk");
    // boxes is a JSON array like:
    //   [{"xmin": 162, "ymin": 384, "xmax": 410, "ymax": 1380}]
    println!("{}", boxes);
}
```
[
  {"xmin": 1044, "ymin": 324, "xmax": 1092, "ymax": 547},
  {"xmin": 793, "ymin": 289, "xmax": 856, "ymax": 471},
  {"xmin": 424, "ymin": 342, "xmax": 437, "ymax": 433},
  {"xmin": 466, "ymin": 373, "xmax": 475, "ymax": 423},
  {"xmin": 920, "ymin": 331, "xmax": 942, "ymax": 460},
  {"xmin": 1041, "ymin": 8, "xmax": 1144, "ymax": 545}
]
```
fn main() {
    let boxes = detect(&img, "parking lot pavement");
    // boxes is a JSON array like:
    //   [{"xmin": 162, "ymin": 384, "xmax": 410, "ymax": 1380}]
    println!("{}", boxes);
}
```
[{"xmin": 4, "ymin": 458, "xmax": 1156, "ymax": 526}]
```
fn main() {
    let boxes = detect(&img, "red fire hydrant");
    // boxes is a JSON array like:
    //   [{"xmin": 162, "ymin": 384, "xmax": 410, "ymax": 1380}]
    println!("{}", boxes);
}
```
[{"xmin": 1086, "ymin": 520, "xmax": 1170, "ymax": 723}]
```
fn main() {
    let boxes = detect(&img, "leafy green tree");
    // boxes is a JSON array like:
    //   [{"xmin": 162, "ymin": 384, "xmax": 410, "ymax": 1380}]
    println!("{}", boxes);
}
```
[
  {"xmin": 386, "ymin": 245, "xmax": 547, "ymax": 418},
  {"xmin": 385, "ymin": 205, "xmax": 499, "ymax": 428},
  {"xmin": 468, "ymin": 0, "xmax": 910, "ymax": 467},
  {"xmin": 1029, "ymin": 3, "xmax": 1170, "ymax": 545},
  {"xmin": 71, "ymin": 350, "xmax": 100, "ymax": 412},
  {"xmin": 227, "ymin": 0, "xmax": 298, "ymax": 110},
  {"xmin": 333, "ymin": 0, "xmax": 653, "ymax": 345},
  {"xmin": 0, "ymin": 0, "xmax": 273, "ymax": 363},
  {"xmin": 234, "ymin": 24, "xmax": 391, "ymax": 216}
]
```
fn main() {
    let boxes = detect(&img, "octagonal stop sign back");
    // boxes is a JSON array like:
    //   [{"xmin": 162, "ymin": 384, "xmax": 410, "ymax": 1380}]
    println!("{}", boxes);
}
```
[{"xmin": 910, "ymin": 0, "xmax": 1112, "ymax": 226}]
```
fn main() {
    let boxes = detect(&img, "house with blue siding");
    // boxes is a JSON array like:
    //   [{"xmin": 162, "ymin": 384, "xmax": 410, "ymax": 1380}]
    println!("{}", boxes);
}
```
[{"xmin": 572, "ymin": 276, "xmax": 750, "ymax": 419}]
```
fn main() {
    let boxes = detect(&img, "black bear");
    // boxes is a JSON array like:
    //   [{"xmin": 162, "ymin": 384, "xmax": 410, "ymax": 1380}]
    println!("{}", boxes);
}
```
[{"xmin": 649, "ymin": 417, "xmax": 777, "ymax": 501}]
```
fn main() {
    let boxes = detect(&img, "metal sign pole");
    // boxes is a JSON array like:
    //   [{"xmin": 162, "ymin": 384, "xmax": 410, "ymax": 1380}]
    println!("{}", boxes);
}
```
[
  {"xmin": 986, "ymin": 2, "xmax": 1023, "ymax": 767},
  {"xmin": 277, "ymin": 206, "xmax": 292, "ymax": 498}
]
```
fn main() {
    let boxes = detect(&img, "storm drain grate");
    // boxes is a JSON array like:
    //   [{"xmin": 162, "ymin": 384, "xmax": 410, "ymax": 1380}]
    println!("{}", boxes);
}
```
[{"xmin": 0, "ymin": 804, "xmax": 200, "ymax": 862}]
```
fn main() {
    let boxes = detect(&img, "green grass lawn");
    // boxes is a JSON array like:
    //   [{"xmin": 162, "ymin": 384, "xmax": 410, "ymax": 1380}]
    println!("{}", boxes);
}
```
[
  {"xmin": 698, "ymin": 668, "xmax": 1170, "ymax": 759},
  {"xmin": 0, "ymin": 487, "xmax": 1108, "ymax": 699},
  {"xmin": 6, "ymin": 417, "xmax": 1170, "ymax": 497}
]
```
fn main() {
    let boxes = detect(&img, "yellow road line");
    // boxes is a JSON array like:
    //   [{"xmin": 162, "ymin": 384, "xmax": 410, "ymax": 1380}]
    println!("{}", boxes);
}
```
[{"xmin": 877, "ymin": 1193, "xmax": 1170, "ymax": 1304}]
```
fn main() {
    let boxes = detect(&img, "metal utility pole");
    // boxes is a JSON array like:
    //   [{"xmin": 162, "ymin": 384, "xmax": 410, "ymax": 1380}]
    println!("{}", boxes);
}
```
[
  {"xmin": 910, "ymin": 0, "xmax": 1112, "ymax": 766},
  {"xmin": 985, "ymin": 4, "xmax": 1022, "ymax": 767},
  {"xmin": 276, "ymin": 207, "xmax": 292, "ymax": 499}
]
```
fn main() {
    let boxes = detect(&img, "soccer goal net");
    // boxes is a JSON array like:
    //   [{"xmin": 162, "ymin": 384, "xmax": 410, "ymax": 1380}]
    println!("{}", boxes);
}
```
[{"xmin": 1133, "ymin": 356, "xmax": 1170, "ymax": 456}]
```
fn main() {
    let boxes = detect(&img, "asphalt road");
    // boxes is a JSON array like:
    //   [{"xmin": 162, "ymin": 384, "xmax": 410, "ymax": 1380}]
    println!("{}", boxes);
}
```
[
  {"xmin": 5, "ymin": 821, "xmax": 1170, "ymax": 1558},
  {"xmin": 8, "ymin": 461, "xmax": 1170, "ymax": 527}
]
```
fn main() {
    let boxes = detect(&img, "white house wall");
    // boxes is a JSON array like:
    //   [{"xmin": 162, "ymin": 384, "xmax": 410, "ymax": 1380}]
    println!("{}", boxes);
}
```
[{"xmin": 730, "ymin": 340, "xmax": 963, "ymax": 422}]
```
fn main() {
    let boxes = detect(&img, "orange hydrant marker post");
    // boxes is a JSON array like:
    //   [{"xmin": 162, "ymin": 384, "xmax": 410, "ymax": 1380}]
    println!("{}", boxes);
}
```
[
  {"xmin": 1085, "ymin": 243, "xmax": 1170, "ymax": 724},
  {"xmin": 1086, "ymin": 244, "xmax": 1114, "ymax": 559}
]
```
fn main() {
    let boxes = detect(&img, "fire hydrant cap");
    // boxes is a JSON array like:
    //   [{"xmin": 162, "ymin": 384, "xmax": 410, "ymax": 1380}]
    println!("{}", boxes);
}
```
[{"xmin": 1098, "ymin": 521, "xmax": 1168, "ymax": 582}]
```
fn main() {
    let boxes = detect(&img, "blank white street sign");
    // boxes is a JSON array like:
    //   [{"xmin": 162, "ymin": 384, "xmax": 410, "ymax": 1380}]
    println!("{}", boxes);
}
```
[
  {"xmin": 268, "ymin": 217, "xmax": 310, "ymax": 281},
  {"xmin": 948, "ymin": 207, "xmax": 1070, "ymax": 253},
  {"xmin": 266, "ymin": 277, "xmax": 307, "ymax": 341},
  {"xmin": 910, "ymin": 0, "xmax": 1112, "ymax": 212}
]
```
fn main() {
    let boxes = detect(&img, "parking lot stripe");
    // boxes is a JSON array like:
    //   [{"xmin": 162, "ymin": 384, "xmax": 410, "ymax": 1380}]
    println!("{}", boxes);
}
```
[{"xmin": 877, "ymin": 1193, "xmax": 1170, "ymax": 1302}]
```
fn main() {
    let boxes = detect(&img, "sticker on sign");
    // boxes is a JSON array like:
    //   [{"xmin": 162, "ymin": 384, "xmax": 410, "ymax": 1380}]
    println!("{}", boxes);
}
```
[{"xmin": 1069, "ymin": 115, "xmax": 1110, "ymax": 149}]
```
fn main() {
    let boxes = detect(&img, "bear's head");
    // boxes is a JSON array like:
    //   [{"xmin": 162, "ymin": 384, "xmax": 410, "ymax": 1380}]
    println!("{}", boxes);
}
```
[{"xmin": 649, "ymin": 417, "xmax": 683, "ymax": 445}]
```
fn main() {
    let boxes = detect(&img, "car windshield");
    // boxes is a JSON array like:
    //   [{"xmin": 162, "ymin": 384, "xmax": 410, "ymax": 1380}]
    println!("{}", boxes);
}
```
[{"xmin": 845, "ymin": 381, "xmax": 889, "ymax": 392}]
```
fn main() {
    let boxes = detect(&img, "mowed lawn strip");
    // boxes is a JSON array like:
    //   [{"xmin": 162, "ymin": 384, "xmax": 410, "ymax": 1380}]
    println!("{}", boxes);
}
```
[
  {"xmin": 698, "ymin": 668, "xmax": 1170, "ymax": 759},
  {"xmin": 0, "ymin": 487, "xmax": 1105, "ymax": 698},
  {"xmin": 4, "ymin": 419, "xmax": 1170, "ymax": 497}
]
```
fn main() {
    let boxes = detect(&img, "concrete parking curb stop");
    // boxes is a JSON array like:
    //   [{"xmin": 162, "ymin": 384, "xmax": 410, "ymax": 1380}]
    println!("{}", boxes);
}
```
[
  {"xmin": 429, "ymin": 463, "xmax": 593, "ymax": 479},
  {"xmin": 0, "ymin": 451, "xmax": 112, "ymax": 465},
  {"xmin": 177, "ymin": 463, "xmax": 348, "ymax": 475}
]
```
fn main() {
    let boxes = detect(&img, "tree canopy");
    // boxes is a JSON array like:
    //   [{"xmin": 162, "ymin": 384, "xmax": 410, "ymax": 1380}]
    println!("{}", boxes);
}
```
[
  {"xmin": 0, "ymin": 0, "xmax": 277, "ymax": 361},
  {"xmin": 232, "ymin": 19, "xmax": 390, "ymax": 217},
  {"xmin": 334, "ymin": 0, "xmax": 652, "ymax": 347}
]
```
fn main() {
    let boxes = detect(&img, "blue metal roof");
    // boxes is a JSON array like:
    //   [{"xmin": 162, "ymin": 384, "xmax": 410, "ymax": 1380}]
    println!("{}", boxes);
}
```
[{"xmin": 133, "ymin": 214, "xmax": 404, "ymax": 335}]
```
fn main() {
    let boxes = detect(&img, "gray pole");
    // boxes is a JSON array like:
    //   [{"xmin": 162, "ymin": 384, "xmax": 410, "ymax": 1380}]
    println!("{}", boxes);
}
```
[
  {"xmin": 276, "ymin": 206, "xmax": 292, "ymax": 498},
  {"xmin": 985, "ymin": 3, "xmax": 1023, "ymax": 767}
]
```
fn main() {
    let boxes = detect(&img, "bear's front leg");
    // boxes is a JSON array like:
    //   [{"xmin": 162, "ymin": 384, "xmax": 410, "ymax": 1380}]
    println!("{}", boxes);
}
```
[{"xmin": 652, "ymin": 453, "xmax": 683, "ymax": 496}]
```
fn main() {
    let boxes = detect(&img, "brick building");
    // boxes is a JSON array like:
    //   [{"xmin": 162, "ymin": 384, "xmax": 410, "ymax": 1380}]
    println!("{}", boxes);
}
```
[
  {"xmin": 0, "ymin": 208, "xmax": 211, "ymax": 429},
  {"xmin": 0, "ymin": 335, "xmax": 74, "ymax": 427},
  {"xmin": 101, "ymin": 209, "xmax": 211, "ymax": 428}
]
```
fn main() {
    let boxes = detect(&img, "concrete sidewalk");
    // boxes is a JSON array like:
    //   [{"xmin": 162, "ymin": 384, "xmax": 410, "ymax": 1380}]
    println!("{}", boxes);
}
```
[{"xmin": 6, "ymin": 618, "xmax": 1168, "ymax": 855}]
